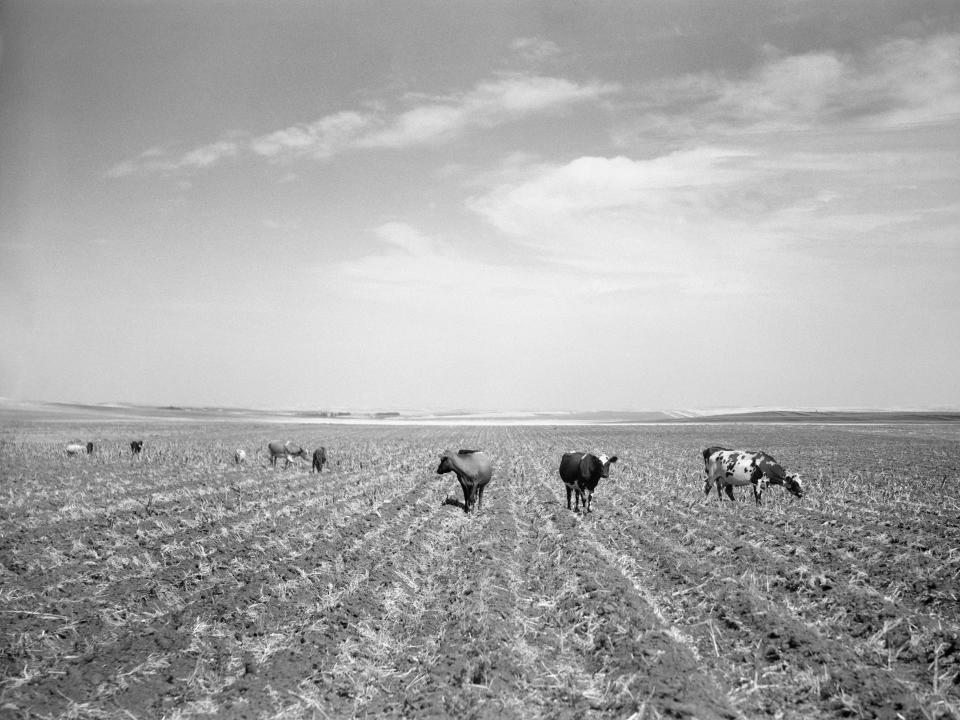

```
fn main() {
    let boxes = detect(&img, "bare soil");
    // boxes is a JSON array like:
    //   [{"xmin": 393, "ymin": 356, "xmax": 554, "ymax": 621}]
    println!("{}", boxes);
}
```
[{"xmin": 1, "ymin": 421, "xmax": 958, "ymax": 718}]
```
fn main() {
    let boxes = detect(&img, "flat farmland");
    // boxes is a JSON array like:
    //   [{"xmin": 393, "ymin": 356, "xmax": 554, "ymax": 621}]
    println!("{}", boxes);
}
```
[{"xmin": 1, "ymin": 421, "xmax": 959, "ymax": 719}]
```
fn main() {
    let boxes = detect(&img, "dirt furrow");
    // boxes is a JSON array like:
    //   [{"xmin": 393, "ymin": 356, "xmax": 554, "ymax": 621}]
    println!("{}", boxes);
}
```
[
  {"xmin": 592, "ymin": 495, "xmax": 948, "ymax": 718},
  {"xmin": 1, "ymin": 473, "xmax": 435, "ymax": 716}
]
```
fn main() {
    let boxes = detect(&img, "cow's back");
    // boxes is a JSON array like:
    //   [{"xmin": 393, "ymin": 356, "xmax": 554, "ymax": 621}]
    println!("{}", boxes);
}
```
[
  {"xmin": 558, "ymin": 452, "xmax": 584, "ymax": 484},
  {"xmin": 454, "ymin": 451, "xmax": 493, "ymax": 485}
]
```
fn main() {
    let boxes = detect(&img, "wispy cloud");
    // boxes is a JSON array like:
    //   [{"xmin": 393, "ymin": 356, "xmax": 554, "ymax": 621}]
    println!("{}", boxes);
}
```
[
  {"xmin": 107, "ymin": 140, "xmax": 240, "ymax": 178},
  {"xmin": 249, "ymin": 111, "xmax": 373, "ymax": 160},
  {"xmin": 372, "ymin": 221, "xmax": 439, "ymax": 257},
  {"xmin": 511, "ymin": 37, "xmax": 561, "ymax": 65},
  {"xmin": 107, "ymin": 73, "xmax": 616, "ymax": 177},
  {"xmin": 630, "ymin": 33, "xmax": 960, "ymax": 137}
]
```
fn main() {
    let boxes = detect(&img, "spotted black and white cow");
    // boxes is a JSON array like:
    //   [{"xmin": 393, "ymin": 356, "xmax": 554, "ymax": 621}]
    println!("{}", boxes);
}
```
[
  {"xmin": 558, "ymin": 452, "xmax": 618, "ymax": 514},
  {"xmin": 235, "ymin": 448, "xmax": 247, "ymax": 465},
  {"xmin": 267, "ymin": 441, "xmax": 309, "ymax": 469},
  {"xmin": 130, "ymin": 440, "xmax": 143, "ymax": 456},
  {"xmin": 702, "ymin": 447, "xmax": 803, "ymax": 505}
]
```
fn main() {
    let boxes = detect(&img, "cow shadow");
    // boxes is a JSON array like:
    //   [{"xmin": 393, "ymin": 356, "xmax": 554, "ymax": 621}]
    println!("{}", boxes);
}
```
[{"xmin": 441, "ymin": 496, "xmax": 467, "ymax": 511}]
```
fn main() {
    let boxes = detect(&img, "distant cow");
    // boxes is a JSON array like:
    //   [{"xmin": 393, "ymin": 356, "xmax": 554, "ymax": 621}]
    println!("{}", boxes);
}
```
[
  {"xmin": 268, "ymin": 441, "xmax": 309, "ymax": 469},
  {"xmin": 130, "ymin": 440, "xmax": 143, "ymax": 455},
  {"xmin": 436, "ymin": 449, "xmax": 493, "ymax": 513},
  {"xmin": 559, "ymin": 452, "xmax": 618, "ymax": 514},
  {"xmin": 66, "ymin": 442, "xmax": 94, "ymax": 456},
  {"xmin": 312, "ymin": 447, "xmax": 327, "ymax": 473},
  {"xmin": 235, "ymin": 448, "xmax": 247, "ymax": 465},
  {"xmin": 702, "ymin": 447, "xmax": 803, "ymax": 505}
]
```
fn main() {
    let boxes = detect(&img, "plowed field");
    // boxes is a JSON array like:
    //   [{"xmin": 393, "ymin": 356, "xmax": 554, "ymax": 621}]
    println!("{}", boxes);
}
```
[{"xmin": 1, "ymin": 422, "xmax": 958, "ymax": 719}]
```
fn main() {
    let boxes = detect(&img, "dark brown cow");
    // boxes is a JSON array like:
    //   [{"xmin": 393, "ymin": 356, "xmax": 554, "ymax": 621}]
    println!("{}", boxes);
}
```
[{"xmin": 312, "ymin": 447, "xmax": 327, "ymax": 473}]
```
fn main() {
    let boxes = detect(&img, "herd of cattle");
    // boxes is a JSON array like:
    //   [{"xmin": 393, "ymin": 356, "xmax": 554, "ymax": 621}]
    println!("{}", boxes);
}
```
[{"xmin": 64, "ymin": 438, "xmax": 805, "ymax": 513}]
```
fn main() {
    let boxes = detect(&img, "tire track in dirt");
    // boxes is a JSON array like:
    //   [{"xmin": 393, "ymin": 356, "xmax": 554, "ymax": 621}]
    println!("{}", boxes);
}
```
[
  {"xmin": 363, "ymin": 450, "xmax": 609, "ymax": 719},
  {"xmin": 526, "ymin": 452, "xmax": 740, "ymax": 720}
]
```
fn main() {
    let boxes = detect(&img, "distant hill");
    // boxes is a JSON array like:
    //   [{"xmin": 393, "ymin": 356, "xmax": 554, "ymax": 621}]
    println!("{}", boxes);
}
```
[
  {"xmin": 1, "ymin": 399, "xmax": 958, "ymax": 425},
  {"xmin": 670, "ymin": 409, "xmax": 960, "ymax": 424}
]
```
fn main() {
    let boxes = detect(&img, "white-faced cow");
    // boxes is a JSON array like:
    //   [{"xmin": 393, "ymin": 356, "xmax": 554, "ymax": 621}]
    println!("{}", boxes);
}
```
[
  {"xmin": 559, "ymin": 452, "xmax": 618, "ymax": 514},
  {"xmin": 66, "ymin": 442, "xmax": 94, "ymax": 456},
  {"xmin": 312, "ymin": 447, "xmax": 327, "ymax": 473},
  {"xmin": 235, "ymin": 448, "xmax": 247, "ymax": 465},
  {"xmin": 436, "ymin": 449, "xmax": 493, "ymax": 514},
  {"xmin": 702, "ymin": 447, "xmax": 803, "ymax": 505},
  {"xmin": 268, "ymin": 441, "xmax": 309, "ymax": 469},
  {"xmin": 130, "ymin": 440, "xmax": 143, "ymax": 456}
]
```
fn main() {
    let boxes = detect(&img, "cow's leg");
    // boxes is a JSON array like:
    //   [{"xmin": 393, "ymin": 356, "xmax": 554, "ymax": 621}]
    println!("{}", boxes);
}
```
[
  {"xmin": 565, "ymin": 484, "xmax": 572, "ymax": 509},
  {"xmin": 476, "ymin": 484, "xmax": 485, "ymax": 512},
  {"xmin": 459, "ymin": 479, "xmax": 472, "ymax": 513},
  {"xmin": 584, "ymin": 489, "xmax": 593, "ymax": 513},
  {"xmin": 723, "ymin": 483, "xmax": 735, "ymax": 501},
  {"xmin": 753, "ymin": 483, "xmax": 762, "ymax": 505}
]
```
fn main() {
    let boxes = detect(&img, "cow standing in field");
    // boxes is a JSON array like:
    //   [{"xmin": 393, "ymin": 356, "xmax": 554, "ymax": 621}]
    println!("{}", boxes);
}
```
[
  {"xmin": 66, "ymin": 442, "xmax": 94, "ymax": 456},
  {"xmin": 235, "ymin": 448, "xmax": 247, "ymax": 466},
  {"xmin": 130, "ymin": 440, "xmax": 143, "ymax": 456},
  {"xmin": 268, "ymin": 441, "xmax": 309, "ymax": 469},
  {"xmin": 312, "ymin": 447, "xmax": 327, "ymax": 473},
  {"xmin": 436, "ymin": 450, "xmax": 493, "ymax": 514},
  {"xmin": 702, "ymin": 447, "xmax": 804, "ymax": 505},
  {"xmin": 559, "ymin": 452, "xmax": 619, "ymax": 514}
]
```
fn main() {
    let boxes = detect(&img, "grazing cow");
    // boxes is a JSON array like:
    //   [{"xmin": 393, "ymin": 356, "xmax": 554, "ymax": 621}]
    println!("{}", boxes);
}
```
[
  {"xmin": 267, "ymin": 441, "xmax": 309, "ymax": 469},
  {"xmin": 312, "ymin": 447, "xmax": 327, "ymax": 473},
  {"xmin": 436, "ymin": 449, "xmax": 493, "ymax": 514},
  {"xmin": 66, "ymin": 442, "xmax": 94, "ymax": 456},
  {"xmin": 558, "ymin": 452, "xmax": 619, "ymax": 514},
  {"xmin": 130, "ymin": 440, "xmax": 143, "ymax": 455},
  {"xmin": 702, "ymin": 447, "xmax": 804, "ymax": 505},
  {"xmin": 235, "ymin": 448, "xmax": 247, "ymax": 465}
]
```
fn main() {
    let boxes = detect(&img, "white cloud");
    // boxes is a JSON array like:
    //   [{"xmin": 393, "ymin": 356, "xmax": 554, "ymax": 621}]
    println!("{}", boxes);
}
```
[
  {"xmin": 511, "ymin": 37, "xmax": 561, "ymax": 64},
  {"xmin": 632, "ymin": 33, "xmax": 960, "ymax": 136},
  {"xmin": 372, "ymin": 222, "xmax": 438, "ymax": 257},
  {"xmin": 249, "ymin": 111, "xmax": 374, "ymax": 159},
  {"xmin": 107, "ymin": 139, "xmax": 240, "ymax": 178},
  {"xmin": 357, "ymin": 74, "xmax": 617, "ymax": 149},
  {"xmin": 107, "ymin": 73, "xmax": 616, "ymax": 176},
  {"xmin": 469, "ymin": 148, "xmax": 753, "ymax": 236}
]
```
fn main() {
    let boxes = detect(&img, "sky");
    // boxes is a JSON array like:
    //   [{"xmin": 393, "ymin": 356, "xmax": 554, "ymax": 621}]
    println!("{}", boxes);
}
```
[{"xmin": 1, "ymin": 1, "xmax": 959, "ymax": 412}]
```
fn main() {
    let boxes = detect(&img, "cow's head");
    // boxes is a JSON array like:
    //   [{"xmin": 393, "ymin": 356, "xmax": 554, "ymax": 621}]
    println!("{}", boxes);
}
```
[
  {"xmin": 784, "ymin": 474, "xmax": 804, "ymax": 498},
  {"xmin": 597, "ymin": 454, "xmax": 619, "ymax": 478},
  {"xmin": 436, "ymin": 453, "xmax": 453, "ymax": 475}
]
